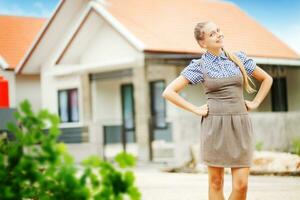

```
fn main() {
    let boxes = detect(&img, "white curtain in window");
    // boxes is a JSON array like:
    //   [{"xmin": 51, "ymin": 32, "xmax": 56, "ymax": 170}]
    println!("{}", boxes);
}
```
[
  {"xmin": 59, "ymin": 91, "xmax": 68, "ymax": 122},
  {"xmin": 154, "ymin": 82, "xmax": 166, "ymax": 128},
  {"xmin": 70, "ymin": 89, "xmax": 79, "ymax": 122}
]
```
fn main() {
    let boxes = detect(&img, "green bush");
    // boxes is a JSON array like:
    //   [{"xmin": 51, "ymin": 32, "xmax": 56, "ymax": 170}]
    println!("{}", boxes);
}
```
[
  {"xmin": 255, "ymin": 140, "xmax": 263, "ymax": 151},
  {"xmin": 0, "ymin": 100, "xmax": 141, "ymax": 200},
  {"xmin": 291, "ymin": 136, "xmax": 300, "ymax": 156}
]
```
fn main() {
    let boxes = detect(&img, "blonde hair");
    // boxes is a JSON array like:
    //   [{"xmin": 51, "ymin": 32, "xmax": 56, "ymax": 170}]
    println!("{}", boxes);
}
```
[{"xmin": 194, "ymin": 22, "xmax": 256, "ymax": 94}]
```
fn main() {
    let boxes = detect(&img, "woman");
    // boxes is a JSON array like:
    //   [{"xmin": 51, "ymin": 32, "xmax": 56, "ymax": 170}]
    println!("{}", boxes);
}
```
[{"xmin": 162, "ymin": 21, "xmax": 273, "ymax": 200}]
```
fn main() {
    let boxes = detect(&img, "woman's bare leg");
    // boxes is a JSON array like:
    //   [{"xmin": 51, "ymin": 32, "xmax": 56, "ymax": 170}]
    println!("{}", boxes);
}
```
[
  {"xmin": 207, "ymin": 166, "xmax": 225, "ymax": 200},
  {"xmin": 228, "ymin": 167, "xmax": 250, "ymax": 200}
]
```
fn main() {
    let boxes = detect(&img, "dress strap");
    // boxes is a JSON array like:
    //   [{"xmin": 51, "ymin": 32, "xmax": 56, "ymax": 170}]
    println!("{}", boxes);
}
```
[
  {"xmin": 199, "ymin": 59, "xmax": 208, "ymax": 76},
  {"xmin": 195, "ymin": 59, "xmax": 208, "ymax": 78},
  {"xmin": 203, "ymin": 65, "xmax": 208, "ymax": 78}
]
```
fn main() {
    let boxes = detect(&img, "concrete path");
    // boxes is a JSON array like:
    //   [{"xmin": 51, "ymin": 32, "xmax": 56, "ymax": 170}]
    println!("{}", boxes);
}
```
[{"xmin": 131, "ymin": 163, "xmax": 300, "ymax": 200}]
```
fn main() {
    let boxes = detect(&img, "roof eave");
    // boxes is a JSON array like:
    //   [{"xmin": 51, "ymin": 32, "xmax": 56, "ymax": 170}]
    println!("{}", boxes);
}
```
[
  {"xmin": 15, "ymin": 0, "xmax": 66, "ymax": 75},
  {"xmin": 91, "ymin": 1, "xmax": 145, "ymax": 51},
  {"xmin": 252, "ymin": 57, "xmax": 300, "ymax": 67},
  {"xmin": 145, "ymin": 52, "xmax": 300, "ymax": 67},
  {"xmin": 16, "ymin": 0, "xmax": 145, "ymax": 74},
  {"xmin": 0, "ymin": 55, "xmax": 9, "ymax": 70}
]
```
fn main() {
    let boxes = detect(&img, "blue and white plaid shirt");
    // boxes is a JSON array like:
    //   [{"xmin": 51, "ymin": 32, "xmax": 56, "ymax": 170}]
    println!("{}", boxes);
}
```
[{"xmin": 180, "ymin": 50, "xmax": 257, "ymax": 85}]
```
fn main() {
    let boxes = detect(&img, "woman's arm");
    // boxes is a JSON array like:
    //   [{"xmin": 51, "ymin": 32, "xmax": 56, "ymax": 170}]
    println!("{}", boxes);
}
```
[
  {"xmin": 162, "ymin": 75, "xmax": 208, "ymax": 116},
  {"xmin": 245, "ymin": 65, "xmax": 273, "ymax": 110}
]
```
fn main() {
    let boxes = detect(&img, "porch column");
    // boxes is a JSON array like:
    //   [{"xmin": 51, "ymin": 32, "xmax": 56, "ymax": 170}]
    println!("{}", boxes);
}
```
[
  {"xmin": 80, "ymin": 74, "xmax": 103, "ymax": 157},
  {"xmin": 81, "ymin": 74, "xmax": 92, "ymax": 123},
  {"xmin": 133, "ymin": 66, "xmax": 151, "ymax": 162}
]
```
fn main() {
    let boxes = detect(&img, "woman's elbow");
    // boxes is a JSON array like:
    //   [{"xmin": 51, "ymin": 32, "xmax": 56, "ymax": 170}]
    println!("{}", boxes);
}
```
[
  {"xmin": 268, "ymin": 75, "xmax": 273, "ymax": 85},
  {"xmin": 162, "ymin": 88, "xmax": 173, "ymax": 99},
  {"xmin": 162, "ymin": 89, "xmax": 169, "ymax": 99}
]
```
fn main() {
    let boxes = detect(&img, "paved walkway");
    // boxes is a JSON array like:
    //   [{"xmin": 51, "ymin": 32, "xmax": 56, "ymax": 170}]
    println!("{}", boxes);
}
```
[{"xmin": 131, "ymin": 162, "xmax": 300, "ymax": 200}]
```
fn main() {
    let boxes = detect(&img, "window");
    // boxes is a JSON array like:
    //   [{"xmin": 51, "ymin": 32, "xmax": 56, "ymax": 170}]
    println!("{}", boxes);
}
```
[
  {"xmin": 58, "ymin": 88, "xmax": 79, "ymax": 122},
  {"xmin": 121, "ymin": 84, "xmax": 136, "ymax": 143},
  {"xmin": 150, "ymin": 80, "xmax": 167, "ymax": 129},
  {"xmin": 271, "ymin": 76, "xmax": 288, "ymax": 111}
]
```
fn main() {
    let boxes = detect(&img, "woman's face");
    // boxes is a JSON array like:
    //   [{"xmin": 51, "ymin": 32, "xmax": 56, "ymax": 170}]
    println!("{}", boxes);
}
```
[{"xmin": 199, "ymin": 22, "xmax": 224, "ymax": 49}]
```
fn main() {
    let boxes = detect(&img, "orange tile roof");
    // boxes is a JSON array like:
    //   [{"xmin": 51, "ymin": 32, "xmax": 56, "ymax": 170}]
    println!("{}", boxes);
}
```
[
  {"xmin": 105, "ymin": 0, "xmax": 299, "ymax": 59},
  {"xmin": 0, "ymin": 15, "xmax": 46, "ymax": 70}
]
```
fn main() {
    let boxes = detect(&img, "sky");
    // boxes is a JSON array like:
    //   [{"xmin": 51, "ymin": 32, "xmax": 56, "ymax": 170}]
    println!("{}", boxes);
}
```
[{"xmin": 0, "ymin": 0, "xmax": 299, "ymax": 54}]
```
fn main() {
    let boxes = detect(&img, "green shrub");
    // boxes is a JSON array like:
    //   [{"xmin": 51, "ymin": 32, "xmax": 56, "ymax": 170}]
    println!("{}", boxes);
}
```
[
  {"xmin": 0, "ymin": 100, "xmax": 141, "ymax": 200},
  {"xmin": 291, "ymin": 136, "xmax": 300, "ymax": 156},
  {"xmin": 255, "ymin": 141, "xmax": 263, "ymax": 151}
]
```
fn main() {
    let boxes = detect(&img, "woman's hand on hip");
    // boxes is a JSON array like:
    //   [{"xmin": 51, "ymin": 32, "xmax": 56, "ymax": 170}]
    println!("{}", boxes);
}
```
[
  {"xmin": 194, "ymin": 103, "xmax": 209, "ymax": 117},
  {"xmin": 244, "ymin": 100, "xmax": 259, "ymax": 111}
]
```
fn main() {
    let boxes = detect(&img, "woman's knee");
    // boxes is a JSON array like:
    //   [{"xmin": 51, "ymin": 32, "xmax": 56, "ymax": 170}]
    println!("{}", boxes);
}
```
[
  {"xmin": 233, "ymin": 179, "xmax": 248, "ymax": 193},
  {"xmin": 208, "ymin": 166, "xmax": 224, "ymax": 191},
  {"xmin": 209, "ymin": 175, "xmax": 224, "ymax": 191}
]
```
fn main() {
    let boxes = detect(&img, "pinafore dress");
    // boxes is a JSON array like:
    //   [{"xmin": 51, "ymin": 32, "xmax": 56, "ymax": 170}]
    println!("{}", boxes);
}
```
[{"xmin": 199, "ymin": 66, "xmax": 255, "ymax": 168}]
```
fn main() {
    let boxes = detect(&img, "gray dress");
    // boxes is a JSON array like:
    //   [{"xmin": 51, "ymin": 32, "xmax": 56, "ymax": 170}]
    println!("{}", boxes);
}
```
[{"xmin": 199, "ymin": 66, "xmax": 255, "ymax": 168}]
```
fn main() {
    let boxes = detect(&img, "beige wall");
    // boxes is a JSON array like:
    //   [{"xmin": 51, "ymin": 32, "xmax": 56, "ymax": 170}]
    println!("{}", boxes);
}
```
[
  {"xmin": 41, "ymin": 73, "xmax": 82, "ymax": 124},
  {"xmin": 0, "ymin": 71, "xmax": 41, "ymax": 113},
  {"xmin": 58, "ymin": 10, "xmax": 138, "ymax": 66},
  {"xmin": 91, "ymin": 76, "xmax": 132, "ymax": 125},
  {"xmin": 15, "ymin": 75, "xmax": 41, "ymax": 113}
]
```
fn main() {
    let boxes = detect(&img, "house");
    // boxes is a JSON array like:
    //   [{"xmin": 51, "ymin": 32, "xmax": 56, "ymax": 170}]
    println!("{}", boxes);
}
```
[
  {"xmin": 0, "ymin": 15, "xmax": 46, "ymax": 112},
  {"xmin": 15, "ymin": 0, "xmax": 300, "ymax": 164},
  {"xmin": 0, "ymin": 15, "xmax": 46, "ymax": 135}
]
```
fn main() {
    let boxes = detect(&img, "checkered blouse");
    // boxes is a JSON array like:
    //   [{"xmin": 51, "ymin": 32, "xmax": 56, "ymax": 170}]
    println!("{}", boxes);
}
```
[{"xmin": 180, "ymin": 50, "xmax": 257, "ymax": 85}]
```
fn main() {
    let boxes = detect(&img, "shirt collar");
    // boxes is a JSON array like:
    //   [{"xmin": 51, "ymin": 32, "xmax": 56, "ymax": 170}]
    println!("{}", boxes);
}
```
[{"xmin": 203, "ymin": 50, "xmax": 227, "ymax": 62}]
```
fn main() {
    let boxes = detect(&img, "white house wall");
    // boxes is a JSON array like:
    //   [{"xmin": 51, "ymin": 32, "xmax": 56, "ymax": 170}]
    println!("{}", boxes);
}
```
[
  {"xmin": 56, "ymin": 10, "xmax": 102, "ymax": 65},
  {"xmin": 92, "ymin": 75, "xmax": 133, "ymax": 126},
  {"xmin": 41, "ymin": 73, "xmax": 82, "ymax": 123},
  {"xmin": 40, "ymin": 4, "xmax": 141, "ymax": 118},
  {"xmin": 58, "ymin": 10, "xmax": 139, "ymax": 66},
  {"xmin": 31, "ymin": 0, "xmax": 146, "ymax": 162},
  {"xmin": 15, "ymin": 75, "xmax": 41, "ymax": 113}
]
